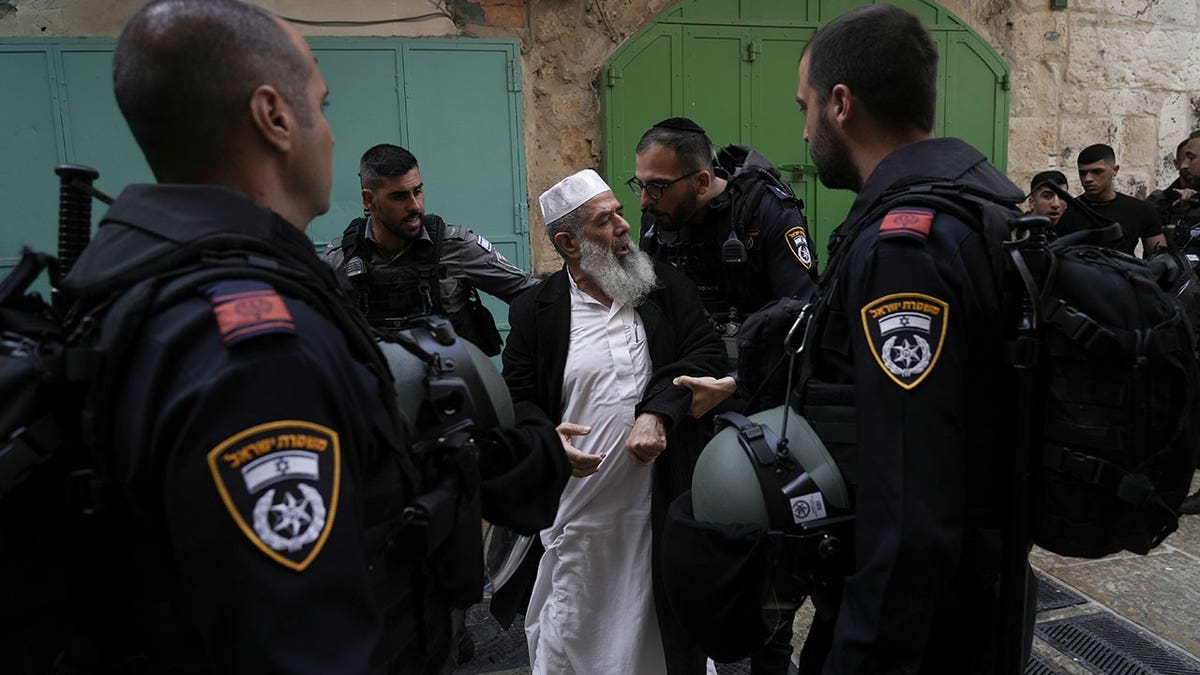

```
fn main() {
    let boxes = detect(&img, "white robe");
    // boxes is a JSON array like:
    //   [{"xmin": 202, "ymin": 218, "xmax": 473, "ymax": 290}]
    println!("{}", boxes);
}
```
[{"xmin": 525, "ymin": 277, "xmax": 666, "ymax": 675}]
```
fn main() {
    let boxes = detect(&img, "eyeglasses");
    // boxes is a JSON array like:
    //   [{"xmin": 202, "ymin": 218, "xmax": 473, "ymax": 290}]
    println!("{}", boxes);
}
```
[{"xmin": 625, "ymin": 170, "xmax": 700, "ymax": 201}]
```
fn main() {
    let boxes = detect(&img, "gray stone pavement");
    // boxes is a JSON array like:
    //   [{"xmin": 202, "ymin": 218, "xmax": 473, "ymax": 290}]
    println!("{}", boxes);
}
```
[{"xmin": 458, "ymin": 471, "xmax": 1200, "ymax": 674}]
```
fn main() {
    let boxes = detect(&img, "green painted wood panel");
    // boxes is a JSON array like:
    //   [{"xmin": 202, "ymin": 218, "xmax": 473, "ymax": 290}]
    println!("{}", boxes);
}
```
[
  {"xmin": 0, "ymin": 48, "xmax": 62, "ymax": 266},
  {"xmin": 305, "ymin": 46, "xmax": 406, "ymax": 248},
  {"xmin": 817, "ymin": 0, "xmax": 865, "ymax": 23},
  {"xmin": 402, "ymin": 43, "xmax": 527, "ymax": 259},
  {"xmin": 682, "ymin": 27, "xmax": 750, "ymax": 145},
  {"xmin": 59, "ymin": 49, "xmax": 154, "ymax": 198},
  {"xmin": 944, "ymin": 34, "xmax": 1009, "ymax": 167},
  {"xmin": 743, "ymin": 0, "xmax": 813, "ymax": 22},
  {"xmin": 754, "ymin": 29, "xmax": 824, "ymax": 253},
  {"xmin": 400, "ymin": 41, "xmax": 529, "ymax": 332}
]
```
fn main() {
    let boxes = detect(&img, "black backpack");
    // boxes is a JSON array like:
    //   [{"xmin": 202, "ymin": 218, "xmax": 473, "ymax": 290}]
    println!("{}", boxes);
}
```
[{"xmin": 742, "ymin": 180, "xmax": 1200, "ymax": 559}]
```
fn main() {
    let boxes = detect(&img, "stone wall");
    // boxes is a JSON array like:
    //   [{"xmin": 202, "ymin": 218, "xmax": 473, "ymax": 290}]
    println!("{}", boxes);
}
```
[
  {"xmin": 988, "ymin": 0, "xmax": 1199, "ymax": 200},
  {"xmin": 3, "ymin": 0, "xmax": 1196, "ymax": 271}
]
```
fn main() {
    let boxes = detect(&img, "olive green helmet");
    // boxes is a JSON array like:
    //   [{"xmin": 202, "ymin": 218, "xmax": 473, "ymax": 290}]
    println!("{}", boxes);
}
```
[
  {"xmin": 377, "ymin": 316, "xmax": 514, "ymax": 434},
  {"xmin": 693, "ymin": 405, "xmax": 849, "ymax": 529}
]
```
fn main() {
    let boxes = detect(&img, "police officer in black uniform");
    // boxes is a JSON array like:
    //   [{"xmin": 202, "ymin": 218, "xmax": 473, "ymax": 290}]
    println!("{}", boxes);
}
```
[
  {"xmin": 1148, "ymin": 132, "xmax": 1200, "ymax": 251},
  {"xmin": 791, "ymin": 6, "xmax": 1030, "ymax": 672},
  {"xmin": 634, "ymin": 118, "xmax": 817, "ymax": 673},
  {"xmin": 56, "ymin": 1, "xmax": 567, "ymax": 672},
  {"xmin": 324, "ymin": 144, "xmax": 536, "ymax": 355},
  {"xmin": 634, "ymin": 118, "xmax": 817, "ymax": 362}
]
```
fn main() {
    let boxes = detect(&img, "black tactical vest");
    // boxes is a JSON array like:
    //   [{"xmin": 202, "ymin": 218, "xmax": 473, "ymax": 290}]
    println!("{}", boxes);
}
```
[{"xmin": 341, "ymin": 216, "xmax": 482, "ymax": 346}]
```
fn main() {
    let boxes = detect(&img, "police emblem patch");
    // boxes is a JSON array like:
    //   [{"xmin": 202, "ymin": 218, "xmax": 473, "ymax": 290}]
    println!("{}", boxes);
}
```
[
  {"xmin": 476, "ymin": 234, "xmax": 495, "ymax": 253},
  {"xmin": 785, "ymin": 225, "xmax": 814, "ymax": 269},
  {"xmin": 207, "ymin": 421, "xmax": 340, "ymax": 571},
  {"xmin": 861, "ymin": 292, "xmax": 948, "ymax": 389}
]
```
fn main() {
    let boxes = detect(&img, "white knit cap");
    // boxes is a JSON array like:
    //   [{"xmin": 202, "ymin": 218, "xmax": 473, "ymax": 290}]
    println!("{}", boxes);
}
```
[{"xmin": 538, "ymin": 169, "xmax": 611, "ymax": 225}]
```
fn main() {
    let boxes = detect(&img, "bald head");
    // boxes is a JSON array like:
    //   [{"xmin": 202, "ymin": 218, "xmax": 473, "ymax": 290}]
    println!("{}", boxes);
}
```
[{"xmin": 113, "ymin": 0, "xmax": 313, "ymax": 182}]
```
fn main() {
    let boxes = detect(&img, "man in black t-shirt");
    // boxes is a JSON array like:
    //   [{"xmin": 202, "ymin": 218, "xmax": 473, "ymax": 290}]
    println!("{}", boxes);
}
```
[{"xmin": 1056, "ymin": 143, "xmax": 1166, "ymax": 256}]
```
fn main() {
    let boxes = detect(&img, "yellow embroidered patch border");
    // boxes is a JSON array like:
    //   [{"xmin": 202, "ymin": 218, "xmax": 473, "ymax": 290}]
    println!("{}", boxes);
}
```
[
  {"xmin": 860, "ymin": 292, "xmax": 949, "ymax": 390},
  {"xmin": 785, "ymin": 225, "xmax": 815, "ymax": 269},
  {"xmin": 207, "ymin": 420, "xmax": 341, "ymax": 572}
]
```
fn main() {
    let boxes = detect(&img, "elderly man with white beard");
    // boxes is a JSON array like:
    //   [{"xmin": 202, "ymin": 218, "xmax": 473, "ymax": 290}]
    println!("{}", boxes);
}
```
[{"xmin": 489, "ymin": 169, "xmax": 728, "ymax": 674}]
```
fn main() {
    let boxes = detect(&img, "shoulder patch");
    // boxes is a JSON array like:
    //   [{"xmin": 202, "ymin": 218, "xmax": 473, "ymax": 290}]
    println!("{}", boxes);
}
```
[
  {"xmin": 879, "ymin": 207, "xmax": 935, "ymax": 241},
  {"xmin": 785, "ymin": 225, "xmax": 815, "ymax": 269},
  {"xmin": 204, "ymin": 281, "xmax": 295, "ymax": 345},
  {"xmin": 860, "ymin": 293, "xmax": 948, "ymax": 389},
  {"xmin": 476, "ymin": 234, "xmax": 495, "ymax": 254},
  {"xmin": 207, "ymin": 421, "xmax": 341, "ymax": 571}
]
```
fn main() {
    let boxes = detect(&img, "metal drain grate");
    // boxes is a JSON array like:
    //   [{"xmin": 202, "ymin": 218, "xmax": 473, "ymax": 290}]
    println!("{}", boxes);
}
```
[
  {"xmin": 715, "ymin": 659, "xmax": 753, "ymax": 675},
  {"xmin": 1036, "ymin": 613, "xmax": 1200, "ymax": 675},
  {"xmin": 1035, "ymin": 571, "xmax": 1087, "ymax": 613},
  {"xmin": 713, "ymin": 659, "xmax": 800, "ymax": 675},
  {"xmin": 455, "ymin": 604, "xmax": 529, "ymax": 674},
  {"xmin": 1025, "ymin": 651, "xmax": 1070, "ymax": 675}
]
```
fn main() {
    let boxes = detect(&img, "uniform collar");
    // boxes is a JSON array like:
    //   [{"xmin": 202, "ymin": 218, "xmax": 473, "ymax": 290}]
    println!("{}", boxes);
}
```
[
  {"xmin": 843, "ymin": 137, "xmax": 1022, "ymax": 227},
  {"xmin": 101, "ymin": 183, "xmax": 293, "ymax": 243},
  {"xmin": 64, "ymin": 183, "xmax": 322, "ymax": 292},
  {"xmin": 363, "ymin": 214, "xmax": 435, "ymax": 260}
]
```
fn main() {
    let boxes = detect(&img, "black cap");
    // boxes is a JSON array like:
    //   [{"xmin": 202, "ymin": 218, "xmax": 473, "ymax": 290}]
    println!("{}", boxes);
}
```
[
  {"xmin": 652, "ymin": 117, "xmax": 707, "ymax": 135},
  {"xmin": 1029, "ymin": 170, "xmax": 1068, "ymax": 196}
]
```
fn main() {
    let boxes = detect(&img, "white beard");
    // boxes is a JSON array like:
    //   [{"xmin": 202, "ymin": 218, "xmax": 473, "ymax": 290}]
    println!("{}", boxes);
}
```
[{"xmin": 578, "ymin": 235, "xmax": 659, "ymax": 307}]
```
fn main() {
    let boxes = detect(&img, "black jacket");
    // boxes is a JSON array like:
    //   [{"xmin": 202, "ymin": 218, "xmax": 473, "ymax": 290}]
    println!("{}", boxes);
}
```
[{"xmin": 799, "ymin": 138, "xmax": 1027, "ymax": 674}]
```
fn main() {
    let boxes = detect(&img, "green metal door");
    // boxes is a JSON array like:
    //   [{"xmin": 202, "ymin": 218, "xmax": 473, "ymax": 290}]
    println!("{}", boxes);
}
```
[
  {"xmin": 0, "ymin": 37, "xmax": 530, "ymax": 336},
  {"xmin": 603, "ymin": 0, "xmax": 1010, "ymax": 262}
]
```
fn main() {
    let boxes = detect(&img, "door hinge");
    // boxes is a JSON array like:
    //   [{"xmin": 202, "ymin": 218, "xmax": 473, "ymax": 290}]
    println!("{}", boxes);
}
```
[
  {"xmin": 606, "ymin": 65, "xmax": 621, "ymax": 88},
  {"xmin": 745, "ymin": 41, "xmax": 760, "ymax": 62},
  {"xmin": 514, "ymin": 202, "xmax": 527, "ymax": 234},
  {"xmin": 507, "ymin": 58, "xmax": 522, "ymax": 92},
  {"xmin": 1000, "ymin": 72, "xmax": 1011, "ymax": 91}
]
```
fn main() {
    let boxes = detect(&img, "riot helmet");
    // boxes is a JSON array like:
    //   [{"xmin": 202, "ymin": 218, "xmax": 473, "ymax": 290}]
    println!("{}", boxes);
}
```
[
  {"xmin": 661, "ymin": 404, "xmax": 853, "ymax": 663},
  {"xmin": 377, "ymin": 315, "xmax": 514, "ymax": 435}
]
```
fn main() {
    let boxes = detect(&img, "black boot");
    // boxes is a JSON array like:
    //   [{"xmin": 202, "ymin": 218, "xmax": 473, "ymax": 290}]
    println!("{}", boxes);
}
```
[{"xmin": 1181, "ymin": 489, "xmax": 1200, "ymax": 515}]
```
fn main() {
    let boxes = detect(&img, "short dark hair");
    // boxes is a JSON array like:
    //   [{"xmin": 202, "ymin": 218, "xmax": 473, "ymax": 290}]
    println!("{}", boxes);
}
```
[
  {"xmin": 359, "ymin": 144, "xmax": 419, "ymax": 190},
  {"xmin": 1191, "ymin": 130, "xmax": 1200, "ymax": 141},
  {"xmin": 1029, "ymin": 170, "xmax": 1068, "ymax": 195},
  {"xmin": 113, "ymin": 0, "xmax": 312, "ymax": 182},
  {"xmin": 635, "ymin": 117, "xmax": 713, "ymax": 174},
  {"xmin": 802, "ymin": 4, "xmax": 938, "ymax": 135},
  {"xmin": 1077, "ymin": 144, "xmax": 1116, "ymax": 165}
]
